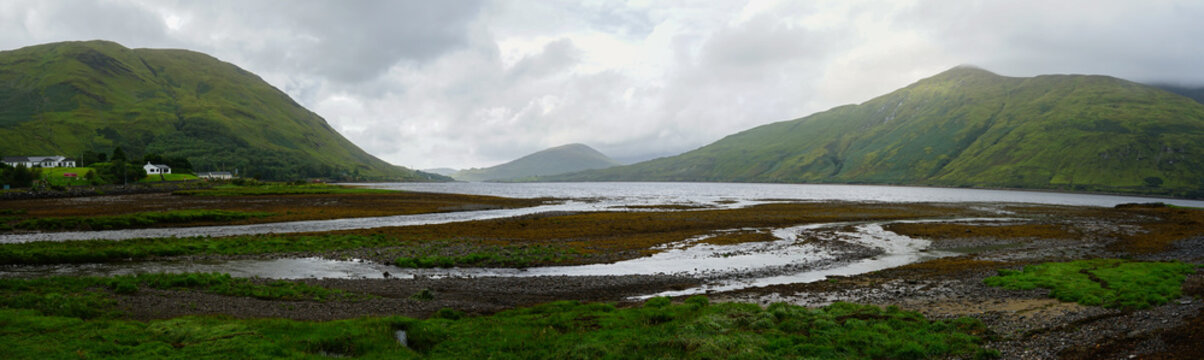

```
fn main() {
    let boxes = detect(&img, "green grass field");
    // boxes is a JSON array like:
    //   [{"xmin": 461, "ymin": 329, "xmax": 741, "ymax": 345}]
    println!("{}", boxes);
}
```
[
  {"xmin": 39, "ymin": 167, "xmax": 96, "ymax": 186},
  {"xmin": 0, "ymin": 282, "xmax": 999, "ymax": 359},
  {"xmin": 984, "ymin": 259, "xmax": 1196, "ymax": 309}
]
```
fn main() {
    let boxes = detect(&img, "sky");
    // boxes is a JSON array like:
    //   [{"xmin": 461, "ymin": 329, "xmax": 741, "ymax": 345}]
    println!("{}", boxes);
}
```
[{"xmin": 3, "ymin": 0, "xmax": 1203, "ymax": 169}]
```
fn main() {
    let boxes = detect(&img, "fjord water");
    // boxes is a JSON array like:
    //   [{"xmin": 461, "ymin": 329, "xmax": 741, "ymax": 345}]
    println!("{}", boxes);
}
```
[{"xmin": 359, "ymin": 182, "xmax": 1204, "ymax": 208}]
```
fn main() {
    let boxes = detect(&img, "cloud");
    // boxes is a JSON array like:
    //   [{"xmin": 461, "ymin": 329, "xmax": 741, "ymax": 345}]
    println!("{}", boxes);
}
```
[
  {"xmin": 4, "ymin": 0, "xmax": 1204, "ymax": 169},
  {"xmin": 0, "ymin": 0, "xmax": 170, "ymax": 48}
]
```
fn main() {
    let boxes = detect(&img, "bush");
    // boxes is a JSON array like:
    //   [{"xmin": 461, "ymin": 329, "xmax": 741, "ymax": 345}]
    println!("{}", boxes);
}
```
[{"xmin": 643, "ymin": 297, "xmax": 671, "ymax": 308}]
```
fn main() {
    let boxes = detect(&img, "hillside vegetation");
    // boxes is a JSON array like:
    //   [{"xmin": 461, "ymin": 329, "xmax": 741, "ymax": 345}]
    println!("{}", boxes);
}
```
[
  {"xmin": 550, "ymin": 67, "xmax": 1204, "ymax": 198},
  {"xmin": 0, "ymin": 40, "xmax": 444, "ymax": 181},
  {"xmin": 453, "ymin": 143, "xmax": 619, "ymax": 181}
]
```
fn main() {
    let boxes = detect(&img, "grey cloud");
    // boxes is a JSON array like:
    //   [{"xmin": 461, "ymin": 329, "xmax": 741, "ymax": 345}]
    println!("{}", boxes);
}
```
[
  {"xmin": 901, "ymin": 1, "xmax": 1204, "ymax": 84},
  {"xmin": 171, "ymin": 0, "xmax": 485, "ymax": 84},
  {"xmin": 0, "ymin": 0, "xmax": 171, "ymax": 50},
  {"xmin": 484, "ymin": 1, "xmax": 655, "ymax": 40},
  {"xmin": 506, "ymin": 39, "xmax": 583, "ymax": 81},
  {"xmin": 699, "ymin": 14, "xmax": 827, "ymax": 72}
]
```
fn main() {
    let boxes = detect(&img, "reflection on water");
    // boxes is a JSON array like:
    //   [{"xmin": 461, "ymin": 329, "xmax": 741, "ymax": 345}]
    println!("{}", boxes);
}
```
[{"xmin": 358, "ymin": 182, "xmax": 1204, "ymax": 208}]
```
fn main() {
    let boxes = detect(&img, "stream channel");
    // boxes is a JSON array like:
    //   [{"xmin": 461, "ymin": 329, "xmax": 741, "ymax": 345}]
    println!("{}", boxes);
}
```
[{"xmin": 5, "ymin": 182, "xmax": 1202, "ymax": 297}]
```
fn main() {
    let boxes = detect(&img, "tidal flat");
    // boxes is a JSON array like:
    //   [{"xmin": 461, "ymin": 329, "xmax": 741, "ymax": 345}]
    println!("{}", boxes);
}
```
[{"xmin": 1, "ymin": 184, "xmax": 1202, "ymax": 358}]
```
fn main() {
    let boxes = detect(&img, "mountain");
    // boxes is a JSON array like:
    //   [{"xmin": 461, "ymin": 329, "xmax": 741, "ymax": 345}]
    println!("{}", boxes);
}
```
[
  {"xmin": 0, "ymin": 40, "xmax": 447, "ymax": 181},
  {"xmin": 453, "ymin": 143, "xmax": 620, "ymax": 182},
  {"xmin": 548, "ymin": 66, "xmax": 1204, "ymax": 198},
  {"xmin": 1150, "ymin": 84, "xmax": 1204, "ymax": 105},
  {"xmin": 421, "ymin": 168, "xmax": 460, "ymax": 177}
]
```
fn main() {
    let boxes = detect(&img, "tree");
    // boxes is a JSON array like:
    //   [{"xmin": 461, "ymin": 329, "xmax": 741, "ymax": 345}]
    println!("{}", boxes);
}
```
[
  {"xmin": 81, "ymin": 150, "xmax": 106, "ymax": 166},
  {"xmin": 111, "ymin": 147, "xmax": 127, "ymax": 162},
  {"xmin": 0, "ymin": 164, "xmax": 41, "ymax": 188},
  {"xmin": 83, "ymin": 169, "xmax": 99, "ymax": 185},
  {"xmin": 142, "ymin": 153, "xmax": 164, "ymax": 165}
]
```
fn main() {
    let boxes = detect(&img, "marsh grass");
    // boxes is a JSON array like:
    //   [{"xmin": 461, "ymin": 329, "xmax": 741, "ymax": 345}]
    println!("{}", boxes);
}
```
[
  {"xmin": 0, "ymin": 296, "xmax": 996, "ymax": 359},
  {"xmin": 0, "ymin": 234, "xmax": 395, "ymax": 265},
  {"xmin": 0, "ymin": 273, "xmax": 362, "ymax": 319},
  {"xmin": 394, "ymin": 244, "xmax": 579, "ymax": 268},
  {"xmin": 10, "ymin": 209, "xmax": 273, "ymax": 231},
  {"xmin": 984, "ymin": 259, "xmax": 1195, "ymax": 309},
  {"xmin": 173, "ymin": 183, "xmax": 393, "ymax": 196},
  {"xmin": 0, "ymin": 202, "xmax": 967, "ymax": 266},
  {"xmin": 884, "ymin": 223, "xmax": 1076, "ymax": 240}
]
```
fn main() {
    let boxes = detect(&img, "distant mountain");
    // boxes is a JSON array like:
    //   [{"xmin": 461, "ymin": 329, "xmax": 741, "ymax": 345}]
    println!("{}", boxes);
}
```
[
  {"xmin": 1150, "ymin": 84, "xmax": 1204, "ymax": 105},
  {"xmin": 548, "ymin": 66, "xmax": 1204, "ymax": 198},
  {"xmin": 421, "ymin": 168, "xmax": 460, "ymax": 177},
  {"xmin": 0, "ymin": 40, "xmax": 447, "ymax": 181},
  {"xmin": 454, "ymin": 143, "xmax": 620, "ymax": 182}
]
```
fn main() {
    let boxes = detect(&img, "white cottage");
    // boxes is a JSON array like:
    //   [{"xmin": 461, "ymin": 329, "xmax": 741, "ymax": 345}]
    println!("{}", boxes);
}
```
[
  {"xmin": 144, "ymin": 162, "xmax": 171, "ymax": 175},
  {"xmin": 2, "ymin": 156, "xmax": 76, "ymax": 168}
]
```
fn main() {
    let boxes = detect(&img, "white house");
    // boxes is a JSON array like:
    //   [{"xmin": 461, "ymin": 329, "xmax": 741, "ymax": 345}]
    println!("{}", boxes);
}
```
[
  {"xmin": 144, "ymin": 162, "xmax": 171, "ymax": 175},
  {"xmin": 197, "ymin": 171, "xmax": 233, "ymax": 180},
  {"xmin": 2, "ymin": 156, "xmax": 76, "ymax": 168}
]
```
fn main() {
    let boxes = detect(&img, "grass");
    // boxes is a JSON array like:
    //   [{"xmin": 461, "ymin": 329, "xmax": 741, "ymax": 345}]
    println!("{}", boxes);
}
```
[
  {"xmin": 8, "ymin": 209, "xmax": 273, "ymax": 231},
  {"xmin": 983, "ymin": 259, "xmax": 1196, "ymax": 309},
  {"xmin": 38, "ymin": 167, "xmax": 97, "ymax": 186},
  {"xmin": 0, "ymin": 296, "xmax": 998, "ymax": 359},
  {"xmin": 173, "ymin": 182, "xmax": 395, "ymax": 196},
  {"xmin": 0, "ymin": 273, "xmax": 362, "ymax": 319},
  {"xmin": 0, "ymin": 234, "xmax": 586, "ymax": 268},
  {"xmin": 139, "ymin": 173, "xmax": 200, "ymax": 182},
  {"xmin": 0, "ymin": 309, "xmax": 411, "ymax": 359},
  {"xmin": 3, "ymin": 187, "xmax": 544, "ymax": 227},
  {"xmin": 0, "ymin": 233, "xmax": 401, "ymax": 265}
]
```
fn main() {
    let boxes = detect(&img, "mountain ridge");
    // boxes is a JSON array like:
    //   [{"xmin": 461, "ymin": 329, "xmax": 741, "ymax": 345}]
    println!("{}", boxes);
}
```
[{"xmin": 545, "ymin": 67, "xmax": 1204, "ymax": 198}]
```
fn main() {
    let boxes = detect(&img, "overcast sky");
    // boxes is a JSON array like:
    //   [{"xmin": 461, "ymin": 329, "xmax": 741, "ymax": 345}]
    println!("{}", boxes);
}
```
[{"xmin": 3, "ymin": 0, "xmax": 1203, "ymax": 169}]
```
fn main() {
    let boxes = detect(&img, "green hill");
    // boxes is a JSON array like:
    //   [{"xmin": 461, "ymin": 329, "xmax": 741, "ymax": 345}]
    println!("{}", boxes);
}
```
[
  {"xmin": 0, "ymin": 40, "xmax": 447, "ymax": 181},
  {"xmin": 548, "ymin": 66, "xmax": 1204, "ymax": 198},
  {"xmin": 454, "ymin": 143, "xmax": 620, "ymax": 182}
]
